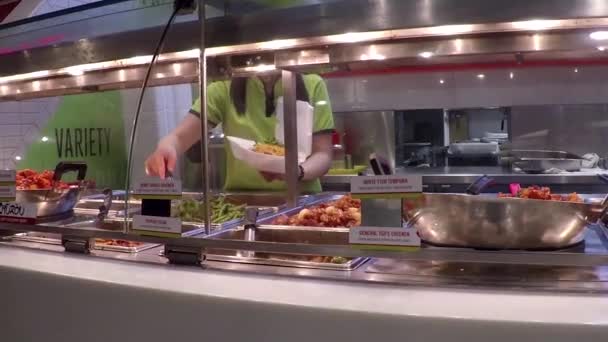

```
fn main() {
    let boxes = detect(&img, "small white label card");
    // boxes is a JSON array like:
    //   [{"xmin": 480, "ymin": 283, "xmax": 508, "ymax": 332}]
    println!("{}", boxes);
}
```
[
  {"xmin": 0, "ymin": 201, "xmax": 37, "ymax": 224},
  {"xmin": 0, "ymin": 170, "xmax": 16, "ymax": 201},
  {"xmin": 349, "ymin": 226, "xmax": 421, "ymax": 250},
  {"xmin": 351, "ymin": 175, "xmax": 423, "ymax": 199},
  {"xmin": 132, "ymin": 177, "xmax": 182, "ymax": 199},
  {"xmin": 132, "ymin": 215, "xmax": 182, "ymax": 237}
]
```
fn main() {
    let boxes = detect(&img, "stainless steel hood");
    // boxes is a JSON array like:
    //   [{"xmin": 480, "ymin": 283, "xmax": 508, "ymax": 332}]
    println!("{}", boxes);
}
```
[{"xmin": 4, "ymin": 0, "xmax": 608, "ymax": 100}]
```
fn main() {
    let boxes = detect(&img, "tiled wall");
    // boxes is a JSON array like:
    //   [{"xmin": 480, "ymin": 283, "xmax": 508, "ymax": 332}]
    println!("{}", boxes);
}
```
[
  {"xmin": 32, "ymin": 0, "xmax": 99, "ymax": 16},
  {"xmin": 0, "ymin": 98, "xmax": 59, "ymax": 168}
]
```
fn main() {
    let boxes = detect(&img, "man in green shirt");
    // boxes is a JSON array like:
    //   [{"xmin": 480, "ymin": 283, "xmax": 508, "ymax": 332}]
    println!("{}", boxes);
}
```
[{"xmin": 145, "ymin": 73, "xmax": 335, "ymax": 193}]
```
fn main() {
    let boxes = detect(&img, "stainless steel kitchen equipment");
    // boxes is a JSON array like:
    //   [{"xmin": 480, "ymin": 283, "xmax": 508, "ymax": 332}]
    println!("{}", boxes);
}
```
[
  {"xmin": 501, "ymin": 150, "xmax": 584, "ymax": 173},
  {"xmin": 16, "ymin": 162, "xmax": 88, "ymax": 218},
  {"xmin": 206, "ymin": 225, "xmax": 367, "ymax": 270},
  {"xmin": 403, "ymin": 193, "xmax": 608, "ymax": 250}
]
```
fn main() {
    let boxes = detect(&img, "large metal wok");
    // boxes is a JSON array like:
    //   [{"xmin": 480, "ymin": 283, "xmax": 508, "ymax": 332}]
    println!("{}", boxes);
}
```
[
  {"xmin": 403, "ymin": 193, "xmax": 608, "ymax": 250},
  {"xmin": 16, "ymin": 162, "xmax": 88, "ymax": 218}
]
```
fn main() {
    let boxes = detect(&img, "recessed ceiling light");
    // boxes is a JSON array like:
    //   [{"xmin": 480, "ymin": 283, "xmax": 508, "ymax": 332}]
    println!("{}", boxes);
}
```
[
  {"xmin": 509, "ymin": 72, "xmax": 514, "ymax": 79},
  {"xmin": 477, "ymin": 74, "xmax": 485, "ymax": 79},
  {"xmin": 439, "ymin": 79, "xmax": 445, "ymax": 84}
]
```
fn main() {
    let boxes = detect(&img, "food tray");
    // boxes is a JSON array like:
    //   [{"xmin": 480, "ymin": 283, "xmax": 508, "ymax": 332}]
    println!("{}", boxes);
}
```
[
  {"xmin": 206, "ymin": 253, "xmax": 368, "ymax": 271},
  {"xmin": 73, "ymin": 199, "xmax": 142, "ymax": 218},
  {"xmin": 64, "ymin": 218, "xmax": 207, "ymax": 238},
  {"xmin": 92, "ymin": 239, "xmax": 158, "ymax": 253},
  {"xmin": 11, "ymin": 232, "xmax": 62, "ymax": 245},
  {"xmin": 257, "ymin": 194, "xmax": 347, "ymax": 225},
  {"xmin": 205, "ymin": 224, "xmax": 368, "ymax": 271},
  {"xmin": 176, "ymin": 193, "xmax": 314, "ymax": 232},
  {"xmin": 9, "ymin": 231, "xmax": 158, "ymax": 253},
  {"xmin": 513, "ymin": 158, "xmax": 582, "ymax": 173}
]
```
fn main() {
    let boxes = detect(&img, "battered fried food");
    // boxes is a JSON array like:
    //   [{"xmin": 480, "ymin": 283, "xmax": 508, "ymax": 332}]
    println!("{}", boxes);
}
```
[
  {"xmin": 252, "ymin": 138, "xmax": 285, "ymax": 156},
  {"xmin": 498, "ymin": 186, "xmax": 583, "ymax": 202},
  {"xmin": 272, "ymin": 195, "xmax": 362, "ymax": 228}
]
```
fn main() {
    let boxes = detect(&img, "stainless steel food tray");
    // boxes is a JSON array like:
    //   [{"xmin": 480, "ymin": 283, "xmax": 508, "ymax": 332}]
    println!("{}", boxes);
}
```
[
  {"xmin": 91, "ymin": 239, "xmax": 158, "ymax": 253},
  {"xmin": 257, "ymin": 194, "xmax": 346, "ymax": 225},
  {"xmin": 501, "ymin": 149, "xmax": 584, "ymax": 173},
  {"xmin": 144, "ymin": 193, "xmax": 315, "ymax": 232},
  {"xmin": 204, "ymin": 224, "xmax": 367, "ymax": 271},
  {"xmin": 11, "ymin": 232, "xmax": 62, "ymax": 245},
  {"xmin": 207, "ymin": 253, "xmax": 367, "ymax": 271},
  {"xmin": 64, "ymin": 218, "xmax": 207, "ymax": 238},
  {"xmin": 9, "ymin": 231, "xmax": 157, "ymax": 253},
  {"xmin": 513, "ymin": 158, "xmax": 582, "ymax": 173},
  {"xmin": 74, "ymin": 198, "xmax": 142, "ymax": 217}
]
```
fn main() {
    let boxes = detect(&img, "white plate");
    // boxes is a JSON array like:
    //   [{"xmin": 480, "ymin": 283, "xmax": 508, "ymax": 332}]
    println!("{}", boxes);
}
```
[{"xmin": 227, "ymin": 136, "xmax": 305, "ymax": 174}]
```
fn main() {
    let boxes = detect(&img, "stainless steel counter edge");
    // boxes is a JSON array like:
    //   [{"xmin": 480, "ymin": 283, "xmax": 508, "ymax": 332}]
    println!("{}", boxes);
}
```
[{"xmin": 1, "ymin": 221, "xmax": 608, "ymax": 267}]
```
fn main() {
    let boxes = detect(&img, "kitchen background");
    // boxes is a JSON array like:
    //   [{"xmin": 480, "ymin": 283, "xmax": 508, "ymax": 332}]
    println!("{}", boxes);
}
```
[{"xmin": 2, "ymin": 1, "xmax": 608, "ymax": 189}]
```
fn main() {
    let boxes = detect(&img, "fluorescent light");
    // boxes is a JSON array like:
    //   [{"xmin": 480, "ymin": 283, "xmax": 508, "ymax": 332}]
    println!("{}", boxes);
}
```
[
  {"xmin": 327, "ymin": 32, "xmax": 375, "ymax": 43},
  {"xmin": 41, "ymin": 136, "xmax": 49, "ymax": 142},
  {"xmin": 477, "ymin": 74, "xmax": 485, "ymax": 79},
  {"xmin": 242, "ymin": 64, "xmax": 276, "ymax": 73},
  {"xmin": 511, "ymin": 19, "xmax": 560, "ymax": 31},
  {"xmin": 360, "ymin": 53, "xmax": 385, "ymax": 61},
  {"xmin": 418, "ymin": 51, "xmax": 434, "ymax": 58},
  {"xmin": 14, "ymin": 156, "xmax": 21, "ymax": 161},
  {"xmin": 590, "ymin": 31, "xmax": 608, "ymax": 41},
  {"xmin": 170, "ymin": 48, "xmax": 200, "ymax": 59},
  {"xmin": 0, "ymin": 70, "xmax": 50, "ymax": 84},
  {"xmin": 126, "ymin": 55, "xmax": 153, "ymax": 65},
  {"xmin": 260, "ymin": 39, "xmax": 298, "ymax": 50},
  {"xmin": 428, "ymin": 24, "xmax": 474, "ymax": 35},
  {"xmin": 65, "ymin": 67, "xmax": 84, "ymax": 76}
]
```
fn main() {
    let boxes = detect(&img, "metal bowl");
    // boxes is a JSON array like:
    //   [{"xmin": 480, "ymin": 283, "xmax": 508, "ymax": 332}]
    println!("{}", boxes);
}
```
[
  {"xmin": 16, "ymin": 187, "xmax": 83, "ymax": 218},
  {"xmin": 403, "ymin": 193, "xmax": 606, "ymax": 250}
]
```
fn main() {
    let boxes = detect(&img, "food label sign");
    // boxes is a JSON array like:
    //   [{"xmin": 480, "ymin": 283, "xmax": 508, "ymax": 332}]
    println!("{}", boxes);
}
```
[
  {"xmin": 0, "ymin": 170, "xmax": 16, "ymax": 201},
  {"xmin": 349, "ymin": 226, "xmax": 420, "ymax": 249},
  {"xmin": 0, "ymin": 202, "xmax": 37, "ymax": 224},
  {"xmin": 132, "ymin": 215, "xmax": 182, "ymax": 237},
  {"xmin": 132, "ymin": 177, "xmax": 182, "ymax": 199},
  {"xmin": 351, "ymin": 175, "xmax": 423, "ymax": 199}
]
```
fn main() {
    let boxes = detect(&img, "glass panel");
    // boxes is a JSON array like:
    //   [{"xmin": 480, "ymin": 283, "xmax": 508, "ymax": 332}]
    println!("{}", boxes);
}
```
[{"xmin": 0, "ymin": 0, "xmax": 223, "ymax": 55}]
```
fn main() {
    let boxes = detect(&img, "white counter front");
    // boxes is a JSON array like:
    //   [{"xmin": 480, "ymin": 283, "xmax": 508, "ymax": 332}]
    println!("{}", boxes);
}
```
[{"xmin": 1, "ymin": 245, "xmax": 607, "ymax": 342}]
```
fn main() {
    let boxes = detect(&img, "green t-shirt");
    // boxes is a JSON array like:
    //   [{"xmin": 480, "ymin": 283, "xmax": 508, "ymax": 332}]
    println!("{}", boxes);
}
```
[{"xmin": 191, "ymin": 74, "xmax": 334, "ymax": 193}]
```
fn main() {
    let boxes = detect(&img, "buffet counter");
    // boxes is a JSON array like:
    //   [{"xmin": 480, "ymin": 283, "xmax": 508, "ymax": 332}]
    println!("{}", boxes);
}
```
[
  {"xmin": 322, "ymin": 167, "xmax": 608, "ymax": 192},
  {"xmin": 1, "ymin": 244, "xmax": 607, "ymax": 342}
]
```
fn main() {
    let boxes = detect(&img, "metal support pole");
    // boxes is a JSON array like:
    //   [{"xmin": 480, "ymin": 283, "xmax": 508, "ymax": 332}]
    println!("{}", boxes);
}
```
[
  {"xmin": 198, "ymin": 0, "xmax": 211, "ymax": 234},
  {"xmin": 282, "ymin": 70, "xmax": 299, "ymax": 208}
]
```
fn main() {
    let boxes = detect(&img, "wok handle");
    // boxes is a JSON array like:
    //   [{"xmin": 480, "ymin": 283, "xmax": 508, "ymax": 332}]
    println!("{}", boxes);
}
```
[
  {"xmin": 53, "ymin": 161, "xmax": 87, "ymax": 182},
  {"xmin": 466, "ymin": 175, "xmax": 494, "ymax": 195},
  {"xmin": 97, "ymin": 188, "xmax": 113, "ymax": 222},
  {"xmin": 590, "ymin": 174, "xmax": 608, "ymax": 224}
]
